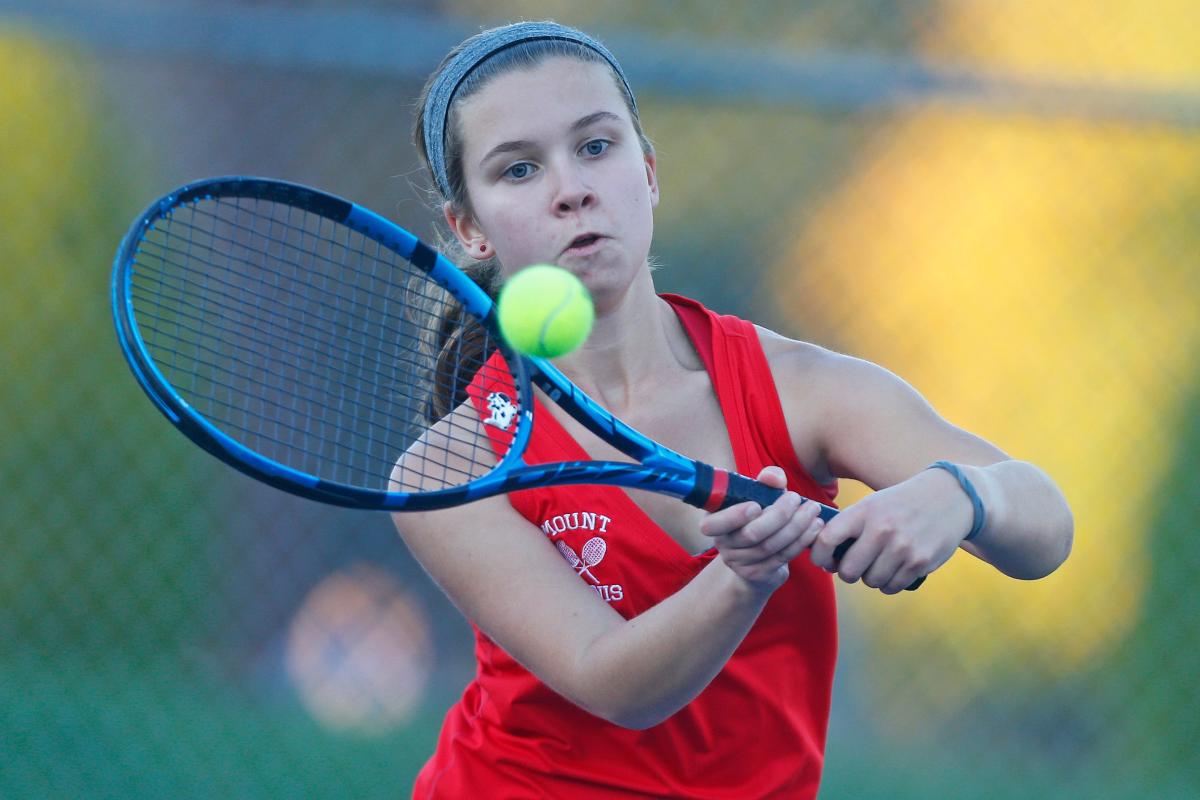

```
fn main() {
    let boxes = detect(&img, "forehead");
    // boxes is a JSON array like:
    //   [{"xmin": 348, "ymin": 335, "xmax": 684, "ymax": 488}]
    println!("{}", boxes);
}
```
[{"xmin": 455, "ymin": 57, "xmax": 631, "ymax": 149}]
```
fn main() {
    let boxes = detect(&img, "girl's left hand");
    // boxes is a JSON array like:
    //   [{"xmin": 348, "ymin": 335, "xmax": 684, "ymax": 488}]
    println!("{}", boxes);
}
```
[{"xmin": 809, "ymin": 467, "xmax": 975, "ymax": 594}]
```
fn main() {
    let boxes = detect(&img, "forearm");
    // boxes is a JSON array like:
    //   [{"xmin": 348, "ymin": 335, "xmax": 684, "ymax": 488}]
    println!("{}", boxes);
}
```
[
  {"xmin": 960, "ymin": 459, "xmax": 1073, "ymax": 579},
  {"xmin": 571, "ymin": 559, "xmax": 771, "ymax": 729}
]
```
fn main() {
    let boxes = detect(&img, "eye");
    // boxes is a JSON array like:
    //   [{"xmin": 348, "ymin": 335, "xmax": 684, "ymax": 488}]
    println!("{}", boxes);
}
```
[
  {"xmin": 581, "ymin": 139, "xmax": 610, "ymax": 157},
  {"xmin": 503, "ymin": 162, "xmax": 536, "ymax": 181}
]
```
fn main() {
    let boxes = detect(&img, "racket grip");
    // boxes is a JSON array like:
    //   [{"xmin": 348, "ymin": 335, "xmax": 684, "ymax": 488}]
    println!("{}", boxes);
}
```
[
  {"xmin": 718, "ymin": 471, "xmax": 925, "ymax": 592},
  {"xmin": 717, "ymin": 471, "xmax": 838, "ymax": 522},
  {"xmin": 715, "ymin": 471, "xmax": 786, "ymax": 510}
]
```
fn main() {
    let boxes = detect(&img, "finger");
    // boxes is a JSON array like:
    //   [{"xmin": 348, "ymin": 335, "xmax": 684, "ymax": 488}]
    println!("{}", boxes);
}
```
[
  {"xmin": 723, "ymin": 492, "xmax": 809, "ymax": 551},
  {"xmin": 810, "ymin": 505, "xmax": 862, "ymax": 572},
  {"xmin": 796, "ymin": 511, "xmax": 826, "ymax": 552},
  {"xmin": 755, "ymin": 465, "xmax": 788, "ymax": 488},
  {"xmin": 774, "ymin": 516, "xmax": 822, "ymax": 565},
  {"xmin": 881, "ymin": 564, "xmax": 927, "ymax": 595},
  {"xmin": 860, "ymin": 544, "xmax": 904, "ymax": 590},
  {"xmin": 774, "ymin": 499, "xmax": 824, "ymax": 555},
  {"xmin": 836, "ymin": 530, "xmax": 886, "ymax": 585},
  {"xmin": 722, "ymin": 496, "xmax": 819, "ymax": 563},
  {"xmin": 883, "ymin": 550, "xmax": 940, "ymax": 594},
  {"xmin": 699, "ymin": 501, "xmax": 762, "ymax": 538}
]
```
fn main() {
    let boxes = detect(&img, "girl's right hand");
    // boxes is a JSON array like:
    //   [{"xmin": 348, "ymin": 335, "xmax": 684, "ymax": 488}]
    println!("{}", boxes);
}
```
[{"xmin": 698, "ymin": 466, "xmax": 826, "ymax": 593}]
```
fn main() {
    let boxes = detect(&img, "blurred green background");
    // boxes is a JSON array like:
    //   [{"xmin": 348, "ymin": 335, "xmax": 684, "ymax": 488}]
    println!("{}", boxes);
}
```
[{"xmin": 1, "ymin": 1, "xmax": 1197, "ymax": 797}]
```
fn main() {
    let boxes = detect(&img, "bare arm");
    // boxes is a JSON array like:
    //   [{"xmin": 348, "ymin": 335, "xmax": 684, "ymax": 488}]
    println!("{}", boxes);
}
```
[
  {"xmin": 392, "ymin": 412, "xmax": 822, "ymax": 728},
  {"xmin": 769, "ymin": 337, "xmax": 1073, "ymax": 592},
  {"xmin": 943, "ymin": 459, "xmax": 1074, "ymax": 579}
]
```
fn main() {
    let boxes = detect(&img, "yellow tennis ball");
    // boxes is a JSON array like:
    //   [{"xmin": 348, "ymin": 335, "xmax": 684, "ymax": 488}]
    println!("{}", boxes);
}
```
[{"xmin": 497, "ymin": 264, "xmax": 594, "ymax": 358}]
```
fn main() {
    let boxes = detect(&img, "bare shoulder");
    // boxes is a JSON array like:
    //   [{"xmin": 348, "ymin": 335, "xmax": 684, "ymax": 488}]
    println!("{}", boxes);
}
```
[
  {"xmin": 755, "ymin": 324, "xmax": 914, "ymax": 400},
  {"xmin": 754, "ymin": 325, "xmax": 979, "ymax": 487},
  {"xmin": 753, "ymin": 326, "xmax": 855, "ymax": 484},
  {"xmin": 756, "ymin": 324, "xmax": 947, "ymax": 441}
]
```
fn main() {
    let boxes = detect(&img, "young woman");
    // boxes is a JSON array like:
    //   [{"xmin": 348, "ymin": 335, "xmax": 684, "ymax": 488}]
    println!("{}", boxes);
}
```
[{"xmin": 394, "ymin": 20, "xmax": 1072, "ymax": 799}]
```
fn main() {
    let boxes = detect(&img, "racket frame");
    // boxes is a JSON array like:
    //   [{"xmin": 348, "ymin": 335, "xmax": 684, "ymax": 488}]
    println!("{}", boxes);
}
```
[{"xmin": 112, "ymin": 177, "xmax": 749, "ymax": 513}]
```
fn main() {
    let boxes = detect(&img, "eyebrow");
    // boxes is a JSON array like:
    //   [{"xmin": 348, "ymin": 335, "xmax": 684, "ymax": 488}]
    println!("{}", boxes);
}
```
[{"xmin": 478, "ymin": 110, "xmax": 623, "ymax": 169}]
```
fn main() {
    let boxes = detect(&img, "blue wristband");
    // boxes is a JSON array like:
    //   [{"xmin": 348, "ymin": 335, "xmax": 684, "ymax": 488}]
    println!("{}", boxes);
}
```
[{"xmin": 927, "ymin": 461, "xmax": 987, "ymax": 541}]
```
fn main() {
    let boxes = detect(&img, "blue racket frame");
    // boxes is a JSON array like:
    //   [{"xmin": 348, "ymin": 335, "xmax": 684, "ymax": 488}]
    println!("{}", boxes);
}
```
[{"xmin": 112, "ymin": 177, "xmax": 792, "ymax": 514}]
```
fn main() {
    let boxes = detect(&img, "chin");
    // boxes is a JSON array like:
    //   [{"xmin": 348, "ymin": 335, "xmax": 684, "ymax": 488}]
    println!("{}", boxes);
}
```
[{"xmin": 585, "ymin": 264, "xmax": 650, "ymax": 309}]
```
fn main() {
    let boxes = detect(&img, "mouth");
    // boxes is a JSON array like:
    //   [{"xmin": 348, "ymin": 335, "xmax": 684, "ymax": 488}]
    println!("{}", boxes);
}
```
[{"xmin": 562, "ymin": 233, "xmax": 606, "ymax": 255}]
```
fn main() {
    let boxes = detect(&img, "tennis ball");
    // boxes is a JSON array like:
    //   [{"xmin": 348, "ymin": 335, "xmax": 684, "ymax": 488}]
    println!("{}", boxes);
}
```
[{"xmin": 497, "ymin": 264, "xmax": 594, "ymax": 358}]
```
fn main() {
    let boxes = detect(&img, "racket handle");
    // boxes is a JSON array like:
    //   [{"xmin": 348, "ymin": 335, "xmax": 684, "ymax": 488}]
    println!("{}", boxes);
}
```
[
  {"xmin": 717, "ymin": 471, "xmax": 838, "ymax": 520},
  {"xmin": 717, "ymin": 471, "xmax": 925, "ymax": 591},
  {"xmin": 714, "ymin": 471, "xmax": 786, "ymax": 510}
]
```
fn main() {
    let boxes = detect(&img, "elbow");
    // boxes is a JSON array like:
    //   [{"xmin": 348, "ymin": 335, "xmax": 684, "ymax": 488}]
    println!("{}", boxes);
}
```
[
  {"xmin": 562, "ymin": 634, "xmax": 685, "ymax": 730},
  {"xmin": 561, "ymin": 669, "xmax": 679, "ymax": 730},
  {"xmin": 1002, "ymin": 506, "xmax": 1075, "ymax": 581},
  {"xmin": 574, "ymin": 693, "xmax": 674, "ymax": 731},
  {"xmin": 1042, "ymin": 471, "xmax": 1076, "ymax": 576},
  {"xmin": 1049, "ymin": 505, "xmax": 1075, "ymax": 574},
  {"xmin": 615, "ymin": 717, "xmax": 665, "ymax": 732},
  {"xmin": 597, "ymin": 710, "xmax": 671, "ymax": 731},
  {"xmin": 1008, "ymin": 471, "xmax": 1075, "ymax": 580},
  {"xmin": 1038, "ymin": 496, "xmax": 1075, "ymax": 578}
]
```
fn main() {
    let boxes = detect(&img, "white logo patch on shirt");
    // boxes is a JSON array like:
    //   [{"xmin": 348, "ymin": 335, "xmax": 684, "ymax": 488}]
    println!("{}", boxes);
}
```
[{"xmin": 482, "ymin": 391, "xmax": 518, "ymax": 431}]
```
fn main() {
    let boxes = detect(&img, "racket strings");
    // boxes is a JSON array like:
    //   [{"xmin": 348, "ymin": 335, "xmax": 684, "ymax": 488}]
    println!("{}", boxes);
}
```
[
  {"xmin": 147, "ymin": 213, "xmax": 447, "ymax": 321},
  {"xmin": 137, "ymin": 211, "xmax": 438, "ymax": 469},
  {"xmin": 129, "ymin": 195, "xmax": 520, "ymax": 493},
  {"xmin": 428, "ymin": 308, "xmax": 491, "ymax": 421},
  {"xmin": 130, "ymin": 253, "xmax": 441, "ymax": 416}
]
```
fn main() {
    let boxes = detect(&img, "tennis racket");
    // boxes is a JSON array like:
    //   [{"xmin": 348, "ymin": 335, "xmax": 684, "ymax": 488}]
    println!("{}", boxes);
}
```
[{"xmin": 112, "ymin": 177, "xmax": 924, "ymax": 590}]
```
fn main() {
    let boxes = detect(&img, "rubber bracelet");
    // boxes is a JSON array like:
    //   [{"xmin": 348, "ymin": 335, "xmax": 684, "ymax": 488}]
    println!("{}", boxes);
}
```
[{"xmin": 927, "ymin": 461, "xmax": 987, "ymax": 541}]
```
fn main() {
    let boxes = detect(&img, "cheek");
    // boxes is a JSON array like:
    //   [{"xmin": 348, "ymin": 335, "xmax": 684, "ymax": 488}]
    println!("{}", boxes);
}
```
[
  {"xmin": 628, "ymin": 181, "xmax": 655, "ymax": 232},
  {"xmin": 486, "ymin": 206, "xmax": 549, "ymax": 267}
]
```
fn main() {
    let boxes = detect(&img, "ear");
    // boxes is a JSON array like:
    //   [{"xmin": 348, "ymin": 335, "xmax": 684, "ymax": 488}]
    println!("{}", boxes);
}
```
[
  {"xmin": 644, "ymin": 150, "xmax": 660, "ymax": 209},
  {"xmin": 443, "ymin": 201, "xmax": 494, "ymax": 261}
]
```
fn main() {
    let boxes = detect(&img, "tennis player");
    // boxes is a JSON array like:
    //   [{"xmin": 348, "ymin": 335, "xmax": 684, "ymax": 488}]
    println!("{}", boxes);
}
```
[{"xmin": 394, "ymin": 20, "xmax": 1073, "ymax": 799}]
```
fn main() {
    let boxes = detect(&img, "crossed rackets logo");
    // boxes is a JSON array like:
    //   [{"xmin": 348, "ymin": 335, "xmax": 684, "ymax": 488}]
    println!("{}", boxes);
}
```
[{"xmin": 555, "ymin": 537, "xmax": 607, "ymax": 583}]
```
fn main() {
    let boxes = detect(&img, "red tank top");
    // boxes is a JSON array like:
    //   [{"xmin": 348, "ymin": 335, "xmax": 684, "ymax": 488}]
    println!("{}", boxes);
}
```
[{"xmin": 413, "ymin": 295, "xmax": 839, "ymax": 799}]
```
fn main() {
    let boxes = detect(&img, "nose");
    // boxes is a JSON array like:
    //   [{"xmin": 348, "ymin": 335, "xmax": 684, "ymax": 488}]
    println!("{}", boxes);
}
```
[{"xmin": 551, "ymin": 162, "xmax": 595, "ymax": 216}]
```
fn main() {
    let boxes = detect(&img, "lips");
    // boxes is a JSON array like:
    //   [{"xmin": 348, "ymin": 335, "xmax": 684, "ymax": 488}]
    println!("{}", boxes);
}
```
[{"xmin": 563, "ymin": 233, "xmax": 605, "ymax": 254}]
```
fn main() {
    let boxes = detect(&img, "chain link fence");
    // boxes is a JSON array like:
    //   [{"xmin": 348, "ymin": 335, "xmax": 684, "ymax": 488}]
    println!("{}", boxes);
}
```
[{"xmin": 2, "ymin": 1, "xmax": 1197, "ymax": 797}]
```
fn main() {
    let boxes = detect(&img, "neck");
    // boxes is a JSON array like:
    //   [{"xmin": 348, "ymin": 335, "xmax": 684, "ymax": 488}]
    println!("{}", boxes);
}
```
[{"xmin": 552, "ymin": 271, "xmax": 699, "ymax": 414}]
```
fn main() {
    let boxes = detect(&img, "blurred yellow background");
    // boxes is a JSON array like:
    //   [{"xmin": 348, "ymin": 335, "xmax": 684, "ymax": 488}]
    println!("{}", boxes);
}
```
[{"xmin": 793, "ymin": 0, "xmax": 1198, "ymax": 684}]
